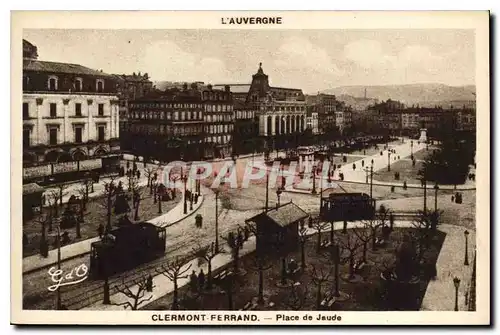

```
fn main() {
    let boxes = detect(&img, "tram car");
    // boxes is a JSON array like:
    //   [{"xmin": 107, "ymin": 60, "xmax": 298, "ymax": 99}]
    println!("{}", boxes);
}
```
[
  {"xmin": 320, "ymin": 192, "xmax": 376, "ymax": 222},
  {"xmin": 89, "ymin": 222, "xmax": 166, "ymax": 279}
]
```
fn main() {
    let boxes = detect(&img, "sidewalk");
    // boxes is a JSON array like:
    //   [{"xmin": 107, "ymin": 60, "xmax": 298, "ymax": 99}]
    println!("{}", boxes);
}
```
[
  {"xmin": 420, "ymin": 225, "xmax": 476, "ymax": 311},
  {"xmin": 22, "ymin": 182, "xmax": 205, "ymax": 274}
]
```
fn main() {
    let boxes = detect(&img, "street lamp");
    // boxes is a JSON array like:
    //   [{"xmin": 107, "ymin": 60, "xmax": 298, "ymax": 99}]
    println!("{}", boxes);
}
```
[
  {"xmin": 215, "ymin": 190, "xmax": 220, "ymax": 253},
  {"xmin": 464, "ymin": 230, "xmax": 470, "ymax": 266},
  {"xmin": 182, "ymin": 167, "xmax": 188, "ymax": 215},
  {"xmin": 387, "ymin": 151, "xmax": 391, "ymax": 172},
  {"xmin": 410, "ymin": 140, "xmax": 413, "ymax": 156},
  {"xmin": 434, "ymin": 183, "xmax": 439, "ymax": 212},
  {"xmin": 189, "ymin": 177, "xmax": 194, "ymax": 211},
  {"xmin": 311, "ymin": 166, "xmax": 317, "ymax": 194},
  {"xmin": 453, "ymin": 277, "xmax": 461, "ymax": 311},
  {"xmin": 276, "ymin": 189, "xmax": 282, "ymax": 207}
]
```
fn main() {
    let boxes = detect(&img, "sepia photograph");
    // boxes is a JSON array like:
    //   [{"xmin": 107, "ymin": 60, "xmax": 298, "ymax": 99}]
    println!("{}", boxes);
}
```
[{"xmin": 10, "ymin": 10, "xmax": 490, "ymax": 325}]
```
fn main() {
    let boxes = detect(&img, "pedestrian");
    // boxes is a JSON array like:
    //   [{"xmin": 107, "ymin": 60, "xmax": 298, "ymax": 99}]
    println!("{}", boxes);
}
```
[
  {"xmin": 137, "ymin": 170, "xmax": 141, "ymax": 179},
  {"xmin": 361, "ymin": 160, "xmax": 364, "ymax": 167},
  {"xmin": 189, "ymin": 270, "xmax": 198, "ymax": 292},
  {"xmin": 126, "ymin": 161, "xmax": 130, "ymax": 169},
  {"xmin": 352, "ymin": 163, "xmax": 356, "ymax": 170},
  {"xmin": 146, "ymin": 274, "xmax": 154, "ymax": 292},
  {"xmin": 198, "ymin": 269, "xmax": 205, "ymax": 290},
  {"xmin": 97, "ymin": 224, "xmax": 104, "ymax": 239}
]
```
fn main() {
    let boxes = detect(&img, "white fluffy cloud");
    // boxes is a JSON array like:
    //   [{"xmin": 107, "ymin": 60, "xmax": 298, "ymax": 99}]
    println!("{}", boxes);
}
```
[{"xmin": 140, "ymin": 40, "xmax": 231, "ymax": 83}]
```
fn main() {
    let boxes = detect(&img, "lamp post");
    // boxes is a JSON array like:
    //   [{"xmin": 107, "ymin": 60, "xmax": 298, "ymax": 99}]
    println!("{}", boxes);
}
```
[
  {"xmin": 453, "ymin": 277, "xmax": 461, "ymax": 311},
  {"xmin": 189, "ymin": 177, "xmax": 193, "ymax": 211},
  {"xmin": 182, "ymin": 167, "xmax": 188, "ymax": 215},
  {"xmin": 434, "ymin": 183, "xmax": 439, "ymax": 212},
  {"xmin": 410, "ymin": 140, "xmax": 413, "ymax": 156},
  {"xmin": 55, "ymin": 219, "xmax": 62, "ymax": 309},
  {"xmin": 311, "ymin": 166, "xmax": 317, "ymax": 194},
  {"xmin": 464, "ymin": 230, "xmax": 469, "ymax": 266},
  {"xmin": 387, "ymin": 151, "xmax": 391, "ymax": 172},
  {"xmin": 276, "ymin": 189, "xmax": 282, "ymax": 207},
  {"xmin": 215, "ymin": 190, "xmax": 219, "ymax": 253}
]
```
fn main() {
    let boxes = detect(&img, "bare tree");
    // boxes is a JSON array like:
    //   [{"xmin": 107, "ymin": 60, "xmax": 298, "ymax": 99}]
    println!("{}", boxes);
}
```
[
  {"xmin": 248, "ymin": 251, "xmax": 273, "ymax": 305},
  {"xmin": 45, "ymin": 190, "xmax": 59, "ymax": 230},
  {"xmin": 310, "ymin": 264, "xmax": 332, "ymax": 309},
  {"xmin": 410, "ymin": 210, "xmax": 438, "ymax": 263},
  {"xmin": 54, "ymin": 184, "xmax": 68, "ymax": 208},
  {"xmin": 353, "ymin": 226, "xmax": 373, "ymax": 264},
  {"xmin": 33, "ymin": 212, "xmax": 51, "ymax": 256},
  {"xmin": 222, "ymin": 229, "xmax": 245, "ymax": 275},
  {"xmin": 311, "ymin": 217, "xmax": 329, "ymax": 254},
  {"xmin": 192, "ymin": 242, "xmax": 218, "ymax": 290},
  {"xmin": 156, "ymin": 257, "xmax": 192, "ymax": 310},
  {"xmin": 112, "ymin": 277, "xmax": 153, "ymax": 310},
  {"xmin": 129, "ymin": 176, "xmax": 144, "ymax": 221},
  {"xmin": 283, "ymin": 283, "xmax": 309, "ymax": 310},
  {"xmin": 362, "ymin": 217, "xmax": 383, "ymax": 252},
  {"xmin": 100, "ymin": 176, "xmax": 119, "ymax": 231},
  {"xmin": 338, "ymin": 233, "xmax": 363, "ymax": 281},
  {"xmin": 298, "ymin": 221, "xmax": 311, "ymax": 270}
]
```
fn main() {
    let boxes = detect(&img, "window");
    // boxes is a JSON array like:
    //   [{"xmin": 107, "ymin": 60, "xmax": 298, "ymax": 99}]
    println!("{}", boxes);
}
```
[
  {"xmin": 75, "ymin": 103, "xmax": 82, "ymax": 116},
  {"xmin": 49, "ymin": 128, "xmax": 58, "ymax": 145},
  {"xmin": 23, "ymin": 103, "xmax": 29, "ymax": 119},
  {"xmin": 74, "ymin": 126, "xmax": 83, "ymax": 143},
  {"xmin": 23, "ymin": 128, "xmax": 30, "ymax": 147},
  {"xmin": 174, "ymin": 112, "xmax": 179, "ymax": 120},
  {"xmin": 48, "ymin": 76, "xmax": 58, "ymax": 90},
  {"xmin": 98, "ymin": 104, "xmax": 104, "ymax": 116},
  {"xmin": 96, "ymin": 80, "xmax": 104, "ymax": 92},
  {"xmin": 97, "ymin": 125, "xmax": 105, "ymax": 141},
  {"xmin": 50, "ymin": 103, "xmax": 57, "ymax": 117},
  {"xmin": 75, "ymin": 78, "xmax": 82, "ymax": 92}
]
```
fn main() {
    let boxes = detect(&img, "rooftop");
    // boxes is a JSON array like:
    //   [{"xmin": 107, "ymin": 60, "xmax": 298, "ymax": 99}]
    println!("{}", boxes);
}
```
[
  {"xmin": 23, "ymin": 59, "xmax": 112, "ymax": 77},
  {"xmin": 247, "ymin": 202, "xmax": 309, "ymax": 227}
]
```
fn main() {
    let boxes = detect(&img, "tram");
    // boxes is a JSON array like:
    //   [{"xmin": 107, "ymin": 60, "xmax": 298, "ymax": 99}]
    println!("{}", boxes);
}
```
[{"xmin": 89, "ymin": 222, "xmax": 166, "ymax": 279}]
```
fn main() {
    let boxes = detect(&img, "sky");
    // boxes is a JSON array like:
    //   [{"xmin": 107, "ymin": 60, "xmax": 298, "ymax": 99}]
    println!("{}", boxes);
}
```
[{"xmin": 23, "ymin": 29, "xmax": 475, "ymax": 94}]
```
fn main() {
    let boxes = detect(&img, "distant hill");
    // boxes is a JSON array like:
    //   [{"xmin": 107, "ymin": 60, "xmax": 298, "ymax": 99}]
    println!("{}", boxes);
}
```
[{"xmin": 321, "ymin": 83, "xmax": 476, "ymax": 108}]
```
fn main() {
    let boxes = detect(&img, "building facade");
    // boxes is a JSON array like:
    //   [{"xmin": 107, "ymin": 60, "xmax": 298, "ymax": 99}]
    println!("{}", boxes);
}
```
[
  {"xmin": 245, "ymin": 63, "xmax": 308, "ymax": 151},
  {"xmin": 22, "ymin": 40, "xmax": 120, "ymax": 184},
  {"xmin": 127, "ymin": 84, "xmax": 205, "ymax": 162},
  {"xmin": 113, "ymin": 72, "xmax": 153, "ymax": 151},
  {"xmin": 201, "ymin": 85, "xmax": 234, "ymax": 159},
  {"xmin": 232, "ymin": 101, "xmax": 261, "ymax": 155}
]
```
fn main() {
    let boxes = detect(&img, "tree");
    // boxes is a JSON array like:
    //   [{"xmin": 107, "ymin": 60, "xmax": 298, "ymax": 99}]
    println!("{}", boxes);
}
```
[
  {"xmin": 144, "ymin": 167, "xmax": 155, "ymax": 188},
  {"xmin": 310, "ymin": 264, "xmax": 332, "ymax": 310},
  {"xmin": 100, "ymin": 177, "xmax": 119, "ymax": 231},
  {"xmin": 112, "ymin": 277, "xmax": 153, "ymax": 310},
  {"xmin": 222, "ymin": 230, "xmax": 245, "ymax": 276},
  {"xmin": 248, "ymin": 251, "xmax": 273, "ymax": 305},
  {"xmin": 54, "ymin": 184, "xmax": 68, "ymax": 208},
  {"xmin": 33, "ymin": 212, "xmax": 50, "ymax": 256},
  {"xmin": 353, "ymin": 227, "xmax": 373, "ymax": 264},
  {"xmin": 129, "ymin": 176, "xmax": 144, "ymax": 221},
  {"xmin": 410, "ymin": 210, "xmax": 439, "ymax": 264},
  {"xmin": 311, "ymin": 217, "xmax": 329, "ymax": 254},
  {"xmin": 338, "ymin": 233, "xmax": 363, "ymax": 281},
  {"xmin": 192, "ymin": 242, "xmax": 218, "ymax": 290},
  {"xmin": 156, "ymin": 257, "xmax": 192, "ymax": 310},
  {"xmin": 45, "ymin": 190, "xmax": 59, "ymax": 231},
  {"xmin": 283, "ymin": 283, "xmax": 309, "ymax": 310},
  {"xmin": 298, "ymin": 221, "xmax": 311, "ymax": 270}
]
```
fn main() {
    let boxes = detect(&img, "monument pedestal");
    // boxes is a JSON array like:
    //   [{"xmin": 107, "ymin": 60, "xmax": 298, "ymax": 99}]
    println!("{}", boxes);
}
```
[{"xmin": 418, "ymin": 128, "xmax": 427, "ymax": 143}]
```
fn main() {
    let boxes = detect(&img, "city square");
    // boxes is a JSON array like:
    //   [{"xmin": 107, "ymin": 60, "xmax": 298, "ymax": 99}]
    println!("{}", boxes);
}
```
[{"xmin": 20, "ymin": 29, "xmax": 477, "ymax": 314}]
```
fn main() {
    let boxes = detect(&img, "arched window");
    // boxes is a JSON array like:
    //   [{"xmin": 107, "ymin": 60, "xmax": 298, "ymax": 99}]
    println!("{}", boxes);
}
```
[
  {"xmin": 74, "ymin": 78, "xmax": 83, "ymax": 92},
  {"xmin": 96, "ymin": 79, "xmax": 104, "ymax": 92},
  {"xmin": 48, "ymin": 76, "xmax": 58, "ymax": 90}
]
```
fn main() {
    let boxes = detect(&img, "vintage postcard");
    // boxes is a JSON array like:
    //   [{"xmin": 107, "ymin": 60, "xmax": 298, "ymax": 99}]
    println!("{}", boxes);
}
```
[{"xmin": 11, "ymin": 11, "xmax": 490, "ymax": 325}]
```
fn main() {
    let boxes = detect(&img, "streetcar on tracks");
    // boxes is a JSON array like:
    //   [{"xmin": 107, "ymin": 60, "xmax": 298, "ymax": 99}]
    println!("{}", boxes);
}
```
[
  {"xmin": 320, "ymin": 192, "xmax": 376, "ymax": 222},
  {"xmin": 89, "ymin": 222, "xmax": 166, "ymax": 279}
]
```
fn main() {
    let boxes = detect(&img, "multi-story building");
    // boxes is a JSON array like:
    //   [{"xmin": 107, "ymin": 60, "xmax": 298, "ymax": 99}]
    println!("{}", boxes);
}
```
[
  {"xmin": 201, "ymin": 85, "xmax": 234, "ymax": 159},
  {"xmin": 213, "ymin": 84, "xmax": 251, "ymax": 104},
  {"xmin": 306, "ymin": 94, "xmax": 338, "ymax": 138},
  {"xmin": 127, "ymin": 84, "xmax": 204, "ymax": 162},
  {"xmin": 22, "ymin": 40, "xmax": 120, "ymax": 184},
  {"xmin": 113, "ymin": 72, "xmax": 153, "ymax": 151},
  {"xmin": 244, "ymin": 63, "xmax": 307, "ymax": 151},
  {"xmin": 233, "ymin": 100, "xmax": 261, "ymax": 155},
  {"xmin": 306, "ymin": 108, "xmax": 320, "ymax": 135}
]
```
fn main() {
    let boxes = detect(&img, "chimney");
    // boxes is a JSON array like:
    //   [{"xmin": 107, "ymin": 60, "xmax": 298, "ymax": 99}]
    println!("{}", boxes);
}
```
[
  {"xmin": 207, "ymin": 84, "xmax": 213, "ymax": 91},
  {"xmin": 225, "ymin": 85, "xmax": 230, "ymax": 93}
]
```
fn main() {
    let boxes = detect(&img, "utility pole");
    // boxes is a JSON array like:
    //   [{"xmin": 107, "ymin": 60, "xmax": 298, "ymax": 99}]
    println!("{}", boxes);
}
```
[
  {"xmin": 265, "ymin": 171, "xmax": 269, "ymax": 212},
  {"xmin": 423, "ymin": 178, "xmax": 427, "ymax": 213},
  {"xmin": 370, "ymin": 165, "xmax": 373, "ymax": 200},
  {"xmin": 56, "ymin": 222, "xmax": 62, "ymax": 310},
  {"xmin": 215, "ymin": 190, "xmax": 219, "ymax": 253}
]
